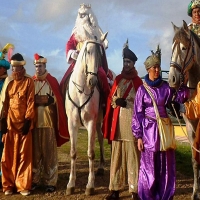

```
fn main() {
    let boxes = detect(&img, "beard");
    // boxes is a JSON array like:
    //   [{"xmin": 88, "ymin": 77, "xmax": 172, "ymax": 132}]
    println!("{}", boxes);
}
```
[{"xmin": 73, "ymin": 15, "xmax": 101, "ymax": 42}]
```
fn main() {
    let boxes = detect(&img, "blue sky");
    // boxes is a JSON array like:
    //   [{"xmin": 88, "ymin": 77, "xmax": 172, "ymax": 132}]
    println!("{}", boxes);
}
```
[{"xmin": 1, "ymin": 0, "xmax": 191, "ymax": 81}]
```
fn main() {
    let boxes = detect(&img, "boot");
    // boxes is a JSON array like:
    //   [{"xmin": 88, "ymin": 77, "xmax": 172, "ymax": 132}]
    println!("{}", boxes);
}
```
[
  {"xmin": 131, "ymin": 192, "xmax": 139, "ymax": 200},
  {"xmin": 105, "ymin": 190, "xmax": 119, "ymax": 200}
]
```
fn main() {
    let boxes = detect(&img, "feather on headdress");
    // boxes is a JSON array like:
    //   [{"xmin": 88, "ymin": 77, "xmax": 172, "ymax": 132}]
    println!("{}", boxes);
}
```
[{"xmin": 0, "ymin": 43, "xmax": 14, "ymax": 62}]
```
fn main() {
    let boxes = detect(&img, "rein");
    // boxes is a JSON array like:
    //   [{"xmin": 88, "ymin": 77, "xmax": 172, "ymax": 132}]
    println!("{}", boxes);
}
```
[
  {"xmin": 171, "ymin": 103, "xmax": 200, "ymax": 153},
  {"xmin": 170, "ymin": 35, "xmax": 195, "ymax": 87},
  {"xmin": 68, "ymin": 89, "xmax": 94, "ymax": 126}
]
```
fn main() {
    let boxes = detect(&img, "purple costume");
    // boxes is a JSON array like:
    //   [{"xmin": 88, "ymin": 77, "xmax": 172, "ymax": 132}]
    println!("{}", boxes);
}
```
[{"xmin": 132, "ymin": 80, "xmax": 189, "ymax": 200}]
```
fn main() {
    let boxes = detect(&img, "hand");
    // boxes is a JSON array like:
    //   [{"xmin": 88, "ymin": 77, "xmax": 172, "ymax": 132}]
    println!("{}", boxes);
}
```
[
  {"xmin": 22, "ymin": 119, "xmax": 31, "ymax": 135},
  {"xmin": 115, "ymin": 98, "xmax": 127, "ymax": 108},
  {"xmin": 137, "ymin": 138, "xmax": 144, "ymax": 151},
  {"xmin": 179, "ymin": 103, "xmax": 186, "ymax": 113},
  {"xmin": 45, "ymin": 93, "xmax": 54, "ymax": 106},
  {"xmin": 1, "ymin": 118, "xmax": 7, "ymax": 135},
  {"xmin": 71, "ymin": 50, "xmax": 79, "ymax": 60},
  {"xmin": 168, "ymin": 101, "xmax": 183, "ymax": 119}
]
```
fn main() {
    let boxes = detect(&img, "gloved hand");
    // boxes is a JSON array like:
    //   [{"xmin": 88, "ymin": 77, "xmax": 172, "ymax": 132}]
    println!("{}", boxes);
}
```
[
  {"xmin": 115, "ymin": 98, "xmax": 127, "ymax": 108},
  {"xmin": 168, "ymin": 101, "xmax": 182, "ymax": 119},
  {"xmin": 1, "ymin": 118, "xmax": 7, "ymax": 134},
  {"xmin": 22, "ymin": 119, "xmax": 31, "ymax": 135},
  {"xmin": 45, "ymin": 93, "xmax": 54, "ymax": 106},
  {"xmin": 179, "ymin": 103, "xmax": 186, "ymax": 113}
]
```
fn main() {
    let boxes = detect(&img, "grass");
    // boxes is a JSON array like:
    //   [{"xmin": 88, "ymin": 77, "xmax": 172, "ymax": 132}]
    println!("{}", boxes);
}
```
[
  {"xmin": 175, "ymin": 141, "xmax": 193, "ymax": 177},
  {"xmin": 59, "ymin": 129, "xmax": 193, "ymax": 177}
]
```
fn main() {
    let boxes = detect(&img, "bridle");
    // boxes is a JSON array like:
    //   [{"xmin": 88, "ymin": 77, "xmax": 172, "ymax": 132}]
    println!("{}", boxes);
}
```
[
  {"xmin": 170, "ymin": 33, "xmax": 195, "ymax": 86},
  {"xmin": 68, "ymin": 40, "xmax": 102, "ymax": 125}
]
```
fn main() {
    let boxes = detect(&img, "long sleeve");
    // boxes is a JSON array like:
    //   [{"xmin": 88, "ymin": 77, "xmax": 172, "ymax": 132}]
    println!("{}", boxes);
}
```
[
  {"xmin": 132, "ymin": 86, "xmax": 144, "ymax": 139},
  {"xmin": 184, "ymin": 82, "xmax": 200, "ymax": 120},
  {"xmin": 25, "ymin": 78, "xmax": 35, "ymax": 120}
]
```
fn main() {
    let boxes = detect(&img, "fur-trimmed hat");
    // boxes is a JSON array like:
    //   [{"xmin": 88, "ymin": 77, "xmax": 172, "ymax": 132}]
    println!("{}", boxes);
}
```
[
  {"xmin": 11, "ymin": 53, "xmax": 26, "ymax": 66},
  {"xmin": 122, "ymin": 39, "xmax": 137, "ymax": 62},
  {"xmin": 144, "ymin": 45, "xmax": 161, "ymax": 70},
  {"xmin": 188, "ymin": 0, "xmax": 200, "ymax": 17},
  {"xmin": 34, "ymin": 53, "xmax": 47, "ymax": 65}
]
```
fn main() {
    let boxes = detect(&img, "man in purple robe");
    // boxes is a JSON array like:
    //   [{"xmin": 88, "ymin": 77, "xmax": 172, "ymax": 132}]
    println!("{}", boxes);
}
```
[{"xmin": 131, "ymin": 47, "xmax": 189, "ymax": 200}]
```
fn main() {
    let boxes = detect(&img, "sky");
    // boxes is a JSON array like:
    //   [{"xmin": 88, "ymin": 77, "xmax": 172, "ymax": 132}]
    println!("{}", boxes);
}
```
[{"xmin": 0, "ymin": 0, "xmax": 191, "ymax": 81}]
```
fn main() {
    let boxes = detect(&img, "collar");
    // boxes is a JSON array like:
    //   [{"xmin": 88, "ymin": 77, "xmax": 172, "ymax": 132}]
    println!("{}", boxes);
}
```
[{"xmin": 144, "ymin": 74, "xmax": 163, "ymax": 87}]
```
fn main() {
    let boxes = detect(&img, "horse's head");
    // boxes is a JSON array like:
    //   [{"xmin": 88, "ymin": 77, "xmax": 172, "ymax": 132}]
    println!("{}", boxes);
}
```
[
  {"xmin": 78, "ymin": 33, "xmax": 108, "ymax": 89},
  {"xmin": 168, "ymin": 20, "xmax": 195, "ymax": 89}
]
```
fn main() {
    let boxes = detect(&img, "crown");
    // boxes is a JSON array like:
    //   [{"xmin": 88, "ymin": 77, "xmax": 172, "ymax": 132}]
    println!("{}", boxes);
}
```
[
  {"xmin": 191, "ymin": 0, "xmax": 200, "ymax": 9},
  {"xmin": 80, "ymin": 3, "xmax": 91, "ymax": 9}
]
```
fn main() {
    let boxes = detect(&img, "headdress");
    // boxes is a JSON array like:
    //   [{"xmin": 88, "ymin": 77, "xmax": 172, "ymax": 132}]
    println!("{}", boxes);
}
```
[
  {"xmin": 34, "ymin": 53, "xmax": 47, "ymax": 65},
  {"xmin": 10, "ymin": 53, "xmax": 26, "ymax": 66},
  {"xmin": 188, "ymin": 0, "xmax": 200, "ymax": 17},
  {"xmin": 122, "ymin": 39, "xmax": 138, "ymax": 62},
  {"xmin": 0, "ymin": 43, "xmax": 14, "ymax": 70},
  {"xmin": 144, "ymin": 45, "xmax": 161, "ymax": 70}
]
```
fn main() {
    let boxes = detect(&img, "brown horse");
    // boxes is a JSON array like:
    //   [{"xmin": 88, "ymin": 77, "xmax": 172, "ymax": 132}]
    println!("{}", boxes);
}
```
[{"xmin": 168, "ymin": 20, "xmax": 200, "ymax": 200}]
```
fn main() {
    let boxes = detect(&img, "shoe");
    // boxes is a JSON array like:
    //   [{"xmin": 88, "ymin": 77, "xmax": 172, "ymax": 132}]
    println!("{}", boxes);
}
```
[
  {"xmin": 31, "ymin": 183, "xmax": 39, "ymax": 190},
  {"xmin": 20, "ymin": 190, "xmax": 30, "ymax": 196},
  {"xmin": 5, "ymin": 190, "xmax": 13, "ymax": 195},
  {"xmin": 131, "ymin": 192, "xmax": 139, "ymax": 200},
  {"xmin": 104, "ymin": 190, "xmax": 119, "ymax": 200},
  {"xmin": 45, "ymin": 185, "xmax": 56, "ymax": 193}
]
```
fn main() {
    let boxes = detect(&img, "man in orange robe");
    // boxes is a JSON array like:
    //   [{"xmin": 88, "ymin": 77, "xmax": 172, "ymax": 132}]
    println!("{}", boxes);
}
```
[{"xmin": 0, "ymin": 53, "xmax": 35, "ymax": 196}]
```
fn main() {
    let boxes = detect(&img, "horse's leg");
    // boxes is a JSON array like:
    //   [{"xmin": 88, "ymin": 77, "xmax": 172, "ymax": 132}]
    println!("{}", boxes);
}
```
[
  {"xmin": 66, "ymin": 124, "xmax": 78, "ymax": 195},
  {"xmin": 191, "ymin": 155, "xmax": 200, "ymax": 200},
  {"xmin": 95, "ymin": 122, "xmax": 105, "ymax": 176},
  {"xmin": 85, "ymin": 122, "xmax": 96, "ymax": 195},
  {"xmin": 185, "ymin": 118, "xmax": 200, "ymax": 200}
]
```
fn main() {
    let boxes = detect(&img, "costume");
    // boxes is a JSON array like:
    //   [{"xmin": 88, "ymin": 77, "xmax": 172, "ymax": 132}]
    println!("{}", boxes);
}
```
[
  {"xmin": 184, "ymin": 82, "xmax": 200, "ymax": 164},
  {"xmin": 32, "ymin": 54, "xmax": 69, "ymax": 191},
  {"xmin": 131, "ymin": 48, "xmax": 190, "ymax": 200},
  {"xmin": 1, "ymin": 53, "xmax": 34, "ymax": 195},
  {"xmin": 60, "ymin": 4, "xmax": 110, "ymax": 105},
  {"xmin": 188, "ymin": 0, "xmax": 200, "ymax": 36},
  {"xmin": 0, "ymin": 43, "xmax": 14, "ymax": 178},
  {"xmin": 103, "ymin": 42, "xmax": 143, "ymax": 199}
]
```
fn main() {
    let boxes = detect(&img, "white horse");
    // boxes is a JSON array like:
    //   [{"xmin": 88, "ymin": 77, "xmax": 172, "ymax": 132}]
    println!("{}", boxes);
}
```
[
  {"xmin": 168, "ymin": 20, "xmax": 200, "ymax": 200},
  {"xmin": 65, "ymin": 33, "xmax": 108, "ymax": 195}
]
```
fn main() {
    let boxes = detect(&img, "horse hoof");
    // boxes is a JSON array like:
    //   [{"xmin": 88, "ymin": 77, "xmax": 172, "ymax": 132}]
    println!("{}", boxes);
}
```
[
  {"xmin": 96, "ymin": 168, "xmax": 104, "ymax": 176},
  {"xmin": 66, "ymin": 187, "xmax": 75, "ymax": 195},
  {"xmin": 85, "ymin": 187, "xmax": 95, "ymax": 195}
]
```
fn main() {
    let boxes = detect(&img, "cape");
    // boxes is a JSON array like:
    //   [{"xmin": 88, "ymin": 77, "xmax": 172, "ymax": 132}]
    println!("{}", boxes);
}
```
[
  {"xmin": 33, "ymin": 73, "xmax": 70, "ymax": 147},
  {"xmin": 102, "ymin": 74, "xmax": 143, "ymax": 143}
]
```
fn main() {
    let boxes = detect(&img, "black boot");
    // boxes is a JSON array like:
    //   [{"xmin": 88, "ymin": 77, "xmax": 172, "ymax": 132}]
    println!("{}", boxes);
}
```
[
  {"xmin": 105, "ymin": 190, "xmax": 119, "ymax": 200},
  {"xmin": 131, "ymin": 192, "xmax": 139, "ymax": 200}
]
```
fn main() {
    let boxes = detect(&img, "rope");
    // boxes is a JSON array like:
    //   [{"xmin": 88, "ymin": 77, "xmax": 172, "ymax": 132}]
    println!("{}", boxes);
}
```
[{"xmin": 172, "ymin": 103, "xmax": 200, "ymax": 153}]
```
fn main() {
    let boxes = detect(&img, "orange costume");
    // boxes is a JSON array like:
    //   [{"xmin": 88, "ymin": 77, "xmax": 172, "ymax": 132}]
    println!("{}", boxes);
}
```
[
  {"xmin": 184, "ymin": 82, "xmax": 200, "ymax": 164},
  {"xmin": 1, "ymin": 75, "xmax": 35, "ymax": 193}
]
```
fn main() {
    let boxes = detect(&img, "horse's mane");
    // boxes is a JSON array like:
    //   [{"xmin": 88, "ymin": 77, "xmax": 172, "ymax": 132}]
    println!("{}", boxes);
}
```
[
  {"xmin": 190, "ymin": 30, "xmax": 200, "ymax": 47},
  {"xmin": 173, "ymin": 26, "xmax": 200, "ymax": 47}
]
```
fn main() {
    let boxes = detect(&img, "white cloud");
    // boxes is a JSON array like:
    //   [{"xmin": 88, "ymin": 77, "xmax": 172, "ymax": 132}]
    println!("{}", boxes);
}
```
[{"xmin": 0, "ymin": 0, "xmax": 193, "ymax": 81}]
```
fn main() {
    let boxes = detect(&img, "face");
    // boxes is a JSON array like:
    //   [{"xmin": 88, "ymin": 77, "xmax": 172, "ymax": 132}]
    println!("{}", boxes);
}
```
[
  {"xmin": 35, "ymin": 63, "xmax": 46, "ymax": 76},
  {"xmin": 148, "ymin": 64, "xmax": 161, "ymax": 80},
  {"xmin": 12, "ymin": 65, "xmax": 23, "ymax": 72},
  {"xmin": 0, "ymin": 67, "xmax": 6, "ymax": 76},
  {"xmin": 123, "ymin": 58, "xmax": 135, "ymax": 72},
  {"xmin": 192, "ymin": 7, "xmax": 200, "ymax": 24}
]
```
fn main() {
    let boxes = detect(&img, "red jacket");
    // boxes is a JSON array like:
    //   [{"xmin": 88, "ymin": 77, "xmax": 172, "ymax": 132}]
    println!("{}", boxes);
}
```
[
  {"xmin": 102, "ymin": 74, "xmax": 143, "ymax": 143},
  {"xmin": 33, "ymin": 73, "xmax": 70, "ymax": 147}
]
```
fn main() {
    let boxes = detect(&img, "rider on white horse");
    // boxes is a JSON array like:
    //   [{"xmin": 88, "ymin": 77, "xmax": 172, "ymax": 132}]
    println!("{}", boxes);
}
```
[{"xmin": 60, "ymin": 3, "xmax": 110, "ymax": 109}]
